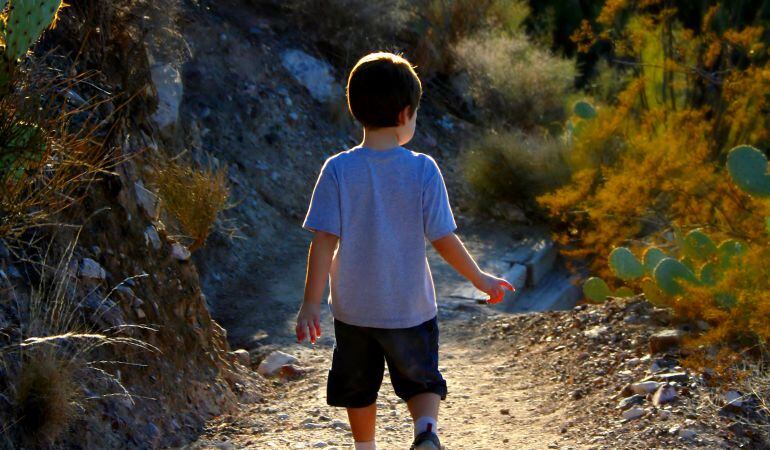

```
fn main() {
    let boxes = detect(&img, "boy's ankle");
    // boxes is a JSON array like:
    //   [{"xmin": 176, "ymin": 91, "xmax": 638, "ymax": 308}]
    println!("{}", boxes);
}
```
[
  {"xmin": 414, "ymin": 416, "xmax": 438, "ymax": 437},
  {"xmin": 354, "ymin": 440, "xmax": 377, "ymax": 450}
]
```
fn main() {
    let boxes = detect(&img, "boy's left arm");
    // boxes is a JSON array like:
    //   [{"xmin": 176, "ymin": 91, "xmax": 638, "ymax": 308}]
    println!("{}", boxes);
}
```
[{"xmin": 431, "ymin": 233, "xmax": 514, "ymax": 304}]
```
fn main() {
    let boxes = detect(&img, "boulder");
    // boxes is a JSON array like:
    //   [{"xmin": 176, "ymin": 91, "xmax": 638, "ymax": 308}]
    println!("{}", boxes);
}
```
[
  {"xmin": 280, "ymin": 49, "xmax": 342, "ymax": 103},
  {"xmin": 144, "ymin": 225, "xmax": 162, "ymax": 250},
  {"xmin": 150, "ymin": 63, "xmax": 183, "ymax": 134},
  {"xmin": 257, "ymin": 351, "xmax": 298, "ymax": 376},
  {"xmin": 134, "ymin": 181, "xmax": 159, "ymax": 220},
  {"xmin": 617, "ymin": 394, "xmax": 645, "ymax": 410},
  {"xmin": 649, "ymin": 329, "xmax": 684, "ymax": 354},
  {"xmin": 525, "ymin": 239, "xmax": 558, "ymax": 287},
  {"xmin": 79, "ymin": 258, "xmax": 107, "ymax": 280}
]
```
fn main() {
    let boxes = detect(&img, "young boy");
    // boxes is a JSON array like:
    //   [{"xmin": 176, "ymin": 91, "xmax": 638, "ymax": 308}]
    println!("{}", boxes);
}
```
[{"xmin": 296, "ymin": 52, "xmax": 513, "ymax": 450}]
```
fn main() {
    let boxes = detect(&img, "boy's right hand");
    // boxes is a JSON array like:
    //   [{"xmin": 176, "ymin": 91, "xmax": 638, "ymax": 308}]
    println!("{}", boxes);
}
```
[
  {"xmin": 473, "ymin": 272, "xmax": 515, "ymax": 304},
  {"xmin": 296, "ymin": 301, "xmax": 322, "ymax": 344}
]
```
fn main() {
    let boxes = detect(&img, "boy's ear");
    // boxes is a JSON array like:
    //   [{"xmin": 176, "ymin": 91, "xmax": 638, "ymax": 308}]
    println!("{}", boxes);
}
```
[{"xmin": 397, "ymin": 106, "xmax": 413, "ymax": 126}]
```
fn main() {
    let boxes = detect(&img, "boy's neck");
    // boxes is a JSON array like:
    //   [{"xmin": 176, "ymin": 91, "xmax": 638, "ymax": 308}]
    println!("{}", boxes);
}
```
[{"xmin": 361, "ymin": 127, "xmax": 400, "ymax": 151}]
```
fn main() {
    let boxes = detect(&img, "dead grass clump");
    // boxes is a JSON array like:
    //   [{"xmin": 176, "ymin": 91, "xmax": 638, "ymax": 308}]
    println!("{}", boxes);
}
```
[
  {"xmin": 454, "ymin": 32, "xmax": 575, "ymax": 128},
  {"xmin": 152, "ymin": 159, "xmax": 230, "ymax": 251},
  {"xmin": 463, "ymin": 129, "xmax": 572, "ymax": 211},
  {"xmin": 14, "ymin": 352, "xmax": 75, "ymax": 445}
]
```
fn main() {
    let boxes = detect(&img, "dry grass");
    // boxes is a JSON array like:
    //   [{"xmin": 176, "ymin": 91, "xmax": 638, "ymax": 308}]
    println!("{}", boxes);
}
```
[
  {"xmin": 152, "ymin": 158, "xmax": 230, "ymax": 251},
  {"xmin": 454, "ymin": 32, "xmax": 576, "ymax": 128},
  {"xmin": 0, "ymin": 236, "xmax": 157, "ymax": 445},
  {"xmin": 14, "ymin": 352, "xmax": 75, "ymax": 445},
  {"xmin": 0, "ymin": 66, "xmax": 121, "ymax": 245},
  {"xmin": 463, "ymin": 129, "xmax": 572, "ymax": 211}
]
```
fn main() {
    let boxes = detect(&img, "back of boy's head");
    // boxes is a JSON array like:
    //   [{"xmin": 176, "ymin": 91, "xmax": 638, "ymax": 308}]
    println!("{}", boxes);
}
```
[{"xmin": 346, "ymin": 52, "xmax": 422, "ymax": 129}]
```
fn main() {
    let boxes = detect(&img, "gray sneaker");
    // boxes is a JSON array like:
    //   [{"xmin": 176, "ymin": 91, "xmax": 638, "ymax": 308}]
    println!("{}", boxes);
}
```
[{"xmin": 410, "ymin": 427, "xmax": 442, "ymax": 450}]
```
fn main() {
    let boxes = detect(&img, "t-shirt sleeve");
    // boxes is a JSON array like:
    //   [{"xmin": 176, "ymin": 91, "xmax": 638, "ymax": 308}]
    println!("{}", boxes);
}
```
[
  {"xmin": 422, "ymin": 157, "xmax": 457, "ymax": 241},
  {"xmin": 302, "ymin": 158, "xmax": 341, "ymax": 237}
]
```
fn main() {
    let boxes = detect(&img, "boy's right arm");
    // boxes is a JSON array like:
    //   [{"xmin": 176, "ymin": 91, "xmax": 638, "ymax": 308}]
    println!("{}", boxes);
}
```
[
  {"xmin": 431, "ymin": 233, "xmax": 514, "ymax": 304},
  {"xmin": 296, "ymin": 230, "xmax": 339, "ymax": 343}
]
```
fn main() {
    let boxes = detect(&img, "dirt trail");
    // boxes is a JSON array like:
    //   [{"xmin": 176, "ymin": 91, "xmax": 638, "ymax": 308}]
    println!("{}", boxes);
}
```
[{"xmin": 188, "ymin": 224, "xmax": 578, "ymax": 449}]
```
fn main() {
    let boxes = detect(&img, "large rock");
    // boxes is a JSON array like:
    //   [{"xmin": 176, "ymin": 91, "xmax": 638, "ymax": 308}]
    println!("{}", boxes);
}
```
[
  {"xmin": 134, "ymin": 181, "xmax": 159, "ymax": 220},
  {"xmin": 501, "ymin": 264, "xmax": 527, "ymax": 300},
  {"xmin": 280, "ymin": 49, "xmax": 342, "ymax": 103},
  {"xmin": 649, "ymin": 329, "xmax": 684, "ymax": 354},
  {"xmin": 257, "ymin": 351, "xmax": 298, "ymax": 377},
  {"xmin": 79, "ymin": 258, "xmax": 106, "ymax": 280},
  {"xmin": 150, "ymin": 63, "xmax": 183, "ymax": 134},
  {"xmin": 526, "ymin": 239, "xmax": 558, "ymax": 287},
  {"xmin": 502, "ymin": 267, "xmax": 581, "ymax": 312}
]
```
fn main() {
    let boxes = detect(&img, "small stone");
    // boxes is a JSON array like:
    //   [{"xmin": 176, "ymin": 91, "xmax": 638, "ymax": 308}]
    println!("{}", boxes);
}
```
[
  {"xmin": 617, "ymin": 394, "xmax": 645, "ymax": 410},
  {"xmin": 171, "ymin": 243, "xmax": 191, "ymax": 261},
  {"xmin": 135, "ymin": 307, "xmax": 146, "ymax": 319},
  {"xmin": 231, "ymin": 349, "xmax": 251, "ymax": 366},
  {"xmin": 258, "ymin": 351, "xmax": 299, "ymax": 376},
  {"xmin": 500, "ymin": 408, "xmax": 510, "ymax": 415},
  {"xmin": 655, "ymin": 372, "xmax": 689, "ymax": 383},
  {"xmin": 652, "ymin": 384, "xmax": 677, "ymax": 406},
  {"xmin": 144, "ymin": 225, "xmax": 162, "ymax": 250},
  {"xmin": 649, "ymin": 329, "xmax": 684, "ymax": 354},
  {"xmin": 312, "ymin": 442, "xmax": 327, "ymax": 448},
  {"xmin": 279, "ymin": 364, "xmax": 306, "ymax": 379},
  {"xmin": 622, "ymin": 407, "xmax": 645, "ymax": 421},
  {"xmin": 631, "ymin": 381, "xmax": 660, "ymax": 395},
  {"xmin": 78, "ymin": 258, "xmax": 106, "ymax": 280},
  {"xmin": 723, "ymin": 390, "xmax": 744, "ymax": 410},
  {"xmin": 678, "ymin": 428, "xmax": 697, "ymax": 440},
  {"xmin": 584, "ymin": 325, "xmax": 609, "ymax": 339}
]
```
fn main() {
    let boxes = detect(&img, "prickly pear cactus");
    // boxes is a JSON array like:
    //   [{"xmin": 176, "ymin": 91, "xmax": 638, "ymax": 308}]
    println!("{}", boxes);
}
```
[
  {"xmin": 609, "ymin": 247, "xmax": 644, "ymax": 280},
  {"xmin": 583, "ymin": 277, "xmax": 612, "ymax": 302},
  {"xmin": 727, "ymin": 145, "xmax": 770, "ymax": 197},
  {"xmin": 573, "ymin": 100, "xmax": 597, "ymax": 120},
  {"xmin": 653, "ymin": 258, "xmax": 699, "ymax": 296},
  {"xmin": 4, "ymin": 0, "xmax": 64, "ymax": 60},
  {"xmin": 716, "ymin": 239, "xmax": 745, "ymax": 269},
  {"xmin": 642, "ymin": 247, "xmax": 667, "ymax": 274},
  {"xmin": 682, "ymin": 229, "xmax": 717, "ymax": 261}
]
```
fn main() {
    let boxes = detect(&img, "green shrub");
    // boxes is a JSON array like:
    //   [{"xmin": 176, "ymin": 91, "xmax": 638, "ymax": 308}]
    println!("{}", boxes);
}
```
[
  {"xmin": 463, "ymin": 129, "xmax": 572, "ymax": 211},
  {"xmin": 454, "ymin": 32, "xmax": 576, "ymax": 128}
]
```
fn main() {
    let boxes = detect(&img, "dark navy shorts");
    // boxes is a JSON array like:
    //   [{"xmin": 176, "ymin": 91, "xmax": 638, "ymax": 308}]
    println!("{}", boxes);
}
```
[{"xmin": 327, "ymin": 316, "xmax": 447, "ymax": 408}]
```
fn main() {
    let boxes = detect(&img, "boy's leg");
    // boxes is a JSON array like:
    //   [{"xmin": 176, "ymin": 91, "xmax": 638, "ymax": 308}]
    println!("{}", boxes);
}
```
[
  {"xmin": 326, "ymin": 319, "xmax": 385, "ymax": 447},
  {"xmin": 407, "ymin": 392, "xmax": 440, "ymax": 433},
  {"xmin": 347, "ymin": 403, "xmax": 377, "ymax": 443},
  {"xmin": 376, "ymin": 316, "xmax": 446, "ymax": 443}
]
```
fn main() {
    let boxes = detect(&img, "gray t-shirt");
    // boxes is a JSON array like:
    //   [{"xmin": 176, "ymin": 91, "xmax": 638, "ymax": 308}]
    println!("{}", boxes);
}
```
[{"xmin": 302, "ymin": 145, "xmax": 457, "ymax": 329}]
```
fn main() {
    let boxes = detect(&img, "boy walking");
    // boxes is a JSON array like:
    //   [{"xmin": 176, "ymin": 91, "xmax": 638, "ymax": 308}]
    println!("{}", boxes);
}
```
[{"xmin": 296, "ymin": 52, "xmax": 513, "ymax": 450}]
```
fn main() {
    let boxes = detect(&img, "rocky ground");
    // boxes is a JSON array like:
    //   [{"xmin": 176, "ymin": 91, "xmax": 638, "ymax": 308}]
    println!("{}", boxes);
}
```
[{"xmin": 184, "ymin": 225, "xmax": 767, "ymax": 450}]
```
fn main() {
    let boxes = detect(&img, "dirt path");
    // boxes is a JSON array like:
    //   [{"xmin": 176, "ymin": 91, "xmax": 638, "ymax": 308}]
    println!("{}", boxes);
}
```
[{"xmin": 188, "ymin": 224, "xmax": 578, "ymax": 449}]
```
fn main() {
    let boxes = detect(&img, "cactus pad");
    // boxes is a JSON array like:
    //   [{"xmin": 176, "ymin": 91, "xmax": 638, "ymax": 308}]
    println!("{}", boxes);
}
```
[
  {"xmin": 654, "ymin": 258, "xmax": 699, "ymax": 296},
  {"xmin": 642, "ymin": 247, "xmax": 667, "ymax": 274},
  {"xmin": 4, "ymin": 0, "xmax": 64, "ymax": 61},
  {"xmin": 583, "ymin": 277, "xmax": 611, "ymax": 302},
  {"xmin": 573, "ymin": 100, "xmax": 597, "ymax": 120},
  {"xmin": 726, "ymin": 145, "xmax": 770, "ymax": 197},
  {"xmin": 699, "ymin": 261, "xmax": 719, "ymax": 286},
  {"xmin": 717, "ymin": 239, "xmax": 746, "ymax": 268},
  {"xmin": 682, "ymin": 229, "xmax": 717, "ymax": 260},
  {"xmin": 614, "ymin": 286, "xmax": 635, "ymax": 298},
  {"xmin": 609, "ymin": 247, "xmax": 644, "ymax": 280}
]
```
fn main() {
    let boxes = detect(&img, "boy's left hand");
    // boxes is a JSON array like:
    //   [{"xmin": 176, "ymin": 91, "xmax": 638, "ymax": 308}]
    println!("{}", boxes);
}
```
[{"xmin": 473, "ymin": 272, "xmax": 515, "ymax": 304}]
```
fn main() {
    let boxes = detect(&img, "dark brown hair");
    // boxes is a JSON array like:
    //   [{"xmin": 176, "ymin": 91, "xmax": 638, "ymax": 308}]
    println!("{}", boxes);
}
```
[{"xmin": 346, "ymin": 52, "xmax": 422, "ymax": 128}]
